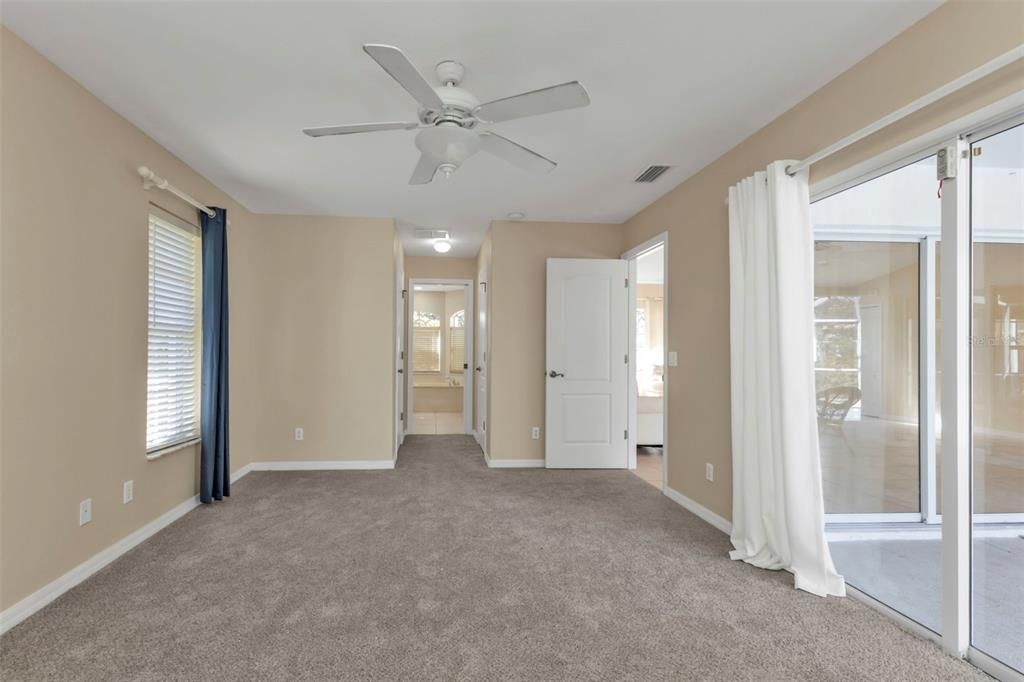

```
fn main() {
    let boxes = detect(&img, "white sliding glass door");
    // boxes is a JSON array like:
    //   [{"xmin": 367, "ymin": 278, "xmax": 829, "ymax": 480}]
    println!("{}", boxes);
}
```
[
  {"xmin": 968, "ymin": 122, "xmax": 1024, "ymax": 673},
  {"xmin": 809, "ymin": 115, "xmax": 1024, "ymax": 677}
]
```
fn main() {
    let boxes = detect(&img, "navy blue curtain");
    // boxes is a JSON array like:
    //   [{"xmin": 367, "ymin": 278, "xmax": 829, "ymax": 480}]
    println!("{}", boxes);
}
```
[{"xmin": 200, "ymin": 207, "xmax": 229, "ymax": 503}]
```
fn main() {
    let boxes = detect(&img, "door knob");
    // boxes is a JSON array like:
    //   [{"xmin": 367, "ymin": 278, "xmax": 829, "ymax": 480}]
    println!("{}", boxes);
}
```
[
  {"xmin": 397, "ymin": 369, "xmax": 404, "ymax": 374},
  {"xmin": 475, "ymin": 366, "xmax": 482, "ymax": 372},
  {"xmin": 548, "ymin": 370, "xmax": 565, "ymax": 378}
]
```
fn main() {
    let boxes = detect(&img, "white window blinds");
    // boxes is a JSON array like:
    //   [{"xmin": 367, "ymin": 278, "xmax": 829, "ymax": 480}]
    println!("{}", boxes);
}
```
[
  {"xmin": 413, "ymin": 327, "xmax": 441, "ymax": 372},
  {"xmin": 449, "ymin": 327, "xmax": 465, "ymax": 373},
  {"xmin": 146, "ymin": 209, "xmax": 202, "ymax": 453}
]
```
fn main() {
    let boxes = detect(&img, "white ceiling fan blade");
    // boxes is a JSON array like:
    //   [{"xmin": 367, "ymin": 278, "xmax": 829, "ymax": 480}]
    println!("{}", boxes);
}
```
[
  {"xmin": 363, "ymin": 44, "xmax": 445, "ymax": 111},
  {"xmin": 409, "ymin": 154, "xmax": 440, "ymax": 185},
  {"xmin": 473, "ymin": 81, "xmax": 590, "ymax": 123},
  {"xmin": 303, "ymin": 121, "xmax": 420, "ymax": 137},
  {"xmin": 479, "ymin": 132, "xmax": 556, "ymax": 173}
]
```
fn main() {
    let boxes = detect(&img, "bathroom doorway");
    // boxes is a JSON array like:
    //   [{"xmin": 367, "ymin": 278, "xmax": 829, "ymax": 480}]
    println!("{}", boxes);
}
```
[
  {"xmin": 623, "ymin": 236, "xmax": 667, "ymax": 490},
  {"xmin": 407, "ymin": 279, "xmax": 474, "ymax": 434}
]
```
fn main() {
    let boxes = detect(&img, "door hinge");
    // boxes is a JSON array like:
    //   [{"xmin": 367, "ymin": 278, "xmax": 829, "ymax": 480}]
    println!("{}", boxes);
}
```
[
  {"xmin": 402, "ymin": 288, "xmax": 408, "ymax": 299},
  {"xmin": 625, "ymin": 277, "xmax": 629, "ymax": 288},
  {"xmin": 400, "ymin": 351, "xmax": 404, "ymax": 360},
  {"xmin": 624, "ymin": 429, "xmax": 628, "ymax": 440},
  {"xmin": 624, "ymin": 353, "xmax": 628, "ymax": 364},
  {"xmin": 400, "ymin": 411, "xmax": 404, "ymax": 421}
]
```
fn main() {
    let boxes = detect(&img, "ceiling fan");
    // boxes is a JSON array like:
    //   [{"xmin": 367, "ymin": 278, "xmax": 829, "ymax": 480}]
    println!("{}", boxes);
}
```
[{"xmin": 303, "ymin": 44, "xmax": 591, "ymax": 184}]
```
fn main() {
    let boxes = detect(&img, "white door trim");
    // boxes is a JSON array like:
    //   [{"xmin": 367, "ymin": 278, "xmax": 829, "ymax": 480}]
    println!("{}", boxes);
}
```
[
  {"xmin": 407, "ymin": 278, "xmax": 474, "ymax": 435},
  {"xmin": 622, "ymin": 232, "xmax": 668, "ymax": 491}
]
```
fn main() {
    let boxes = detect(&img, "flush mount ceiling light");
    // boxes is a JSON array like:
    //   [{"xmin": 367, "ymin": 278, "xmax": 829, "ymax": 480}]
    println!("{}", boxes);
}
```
[
  {"xmin": 506, "ymin": 211, "xmax": 526, "ymax": 220},
  {"xmin": 433, "ymin": 238, "xmax": 452, "ymax": 254},
  {"xmin": 302, "ymin": 44, "xmax": 591, "ymax": 184}
]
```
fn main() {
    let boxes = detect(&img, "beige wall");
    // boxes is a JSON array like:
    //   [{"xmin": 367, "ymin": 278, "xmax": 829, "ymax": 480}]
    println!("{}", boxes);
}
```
[
  {"xmin": 623, "ymin": 0, "xmax": 1024, "ymax": 520},
  {"xmin": 241, "ymin": 214, "xmax": 396, "ymax": 463},
  {"xmin": 0, "ymin": 27, "xmax": 261, "ymax": 610},
  {"xmin": 0, "ymin": 28, "xmax": 397, "ymax": 611},
  {"xmin": 488, "ymin": 221, "xmax": 625, "ymax": 460},
  {"xmin": 404, "ymin": 255, "xmax": 476, "ymax": 282}
]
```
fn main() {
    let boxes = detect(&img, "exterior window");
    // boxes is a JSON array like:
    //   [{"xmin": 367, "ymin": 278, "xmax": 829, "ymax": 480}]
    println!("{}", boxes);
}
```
[
  {"xmin": 413, "ymin": 311, "xmax": 441, "ymax": 372},
  {"xmin": 146, "ymin": 209, "xmax": 202, "ymax": 453},
  {"xmin": 449, "ymin": 310, "xmax": 465, "ymax": 373}
]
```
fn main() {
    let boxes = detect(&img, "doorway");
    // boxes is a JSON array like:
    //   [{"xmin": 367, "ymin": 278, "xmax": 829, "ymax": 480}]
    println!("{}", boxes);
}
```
[
  {"xmin": 624, "ymin": 235, "xmax": 668, "ymax": 490},
  {"xmin": 407, "ymin": 279, "xmax": 474, "ymax": 435}
]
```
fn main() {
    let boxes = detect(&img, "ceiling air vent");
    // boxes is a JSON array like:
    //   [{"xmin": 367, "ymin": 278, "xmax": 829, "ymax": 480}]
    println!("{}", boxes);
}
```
[
  {"xmin": 414, "ymin": 228, "xmax": 450, "ymax": 240},
  {"xmin": 634, "ymin": 165, "xmax": 671, "ymax": 183}
]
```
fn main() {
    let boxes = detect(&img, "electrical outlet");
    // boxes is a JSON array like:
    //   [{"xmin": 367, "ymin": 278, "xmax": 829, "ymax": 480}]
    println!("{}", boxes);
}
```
[
  {"xmin": 294, "ymin": 427, "xmax": 304, "ymax": 441},
  {"xmin": 123, "ymin": 480, "xmax": 134, "ymax": 504},
  {"xmin": 79, "ymin": 498, "xmax": 92, "ymax": 526},
  {"xmin": 705, "ymin": 463, "xmax": 714, "ymax": 482},
  {"xmin": 531, "ymin": 426, "xmax": 540, "ymax": 440}
]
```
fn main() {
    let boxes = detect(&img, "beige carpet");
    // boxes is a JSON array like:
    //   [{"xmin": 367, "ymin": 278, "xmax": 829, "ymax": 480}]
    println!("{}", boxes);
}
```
[{"xmin": 1, "ymin": 435, "xmax": 984, "ymax": 680}]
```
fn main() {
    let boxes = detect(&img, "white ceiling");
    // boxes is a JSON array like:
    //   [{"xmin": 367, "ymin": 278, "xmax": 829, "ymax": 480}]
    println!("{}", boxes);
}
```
[{"xmin": 3, "ymin": 1, "xmax": 940, "ymax": 257}]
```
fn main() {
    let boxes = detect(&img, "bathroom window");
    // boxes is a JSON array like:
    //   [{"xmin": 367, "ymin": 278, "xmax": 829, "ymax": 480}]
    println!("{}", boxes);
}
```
[{"xmin": 413, "ymin": 311, "xmax": 441, "ymax": 372}]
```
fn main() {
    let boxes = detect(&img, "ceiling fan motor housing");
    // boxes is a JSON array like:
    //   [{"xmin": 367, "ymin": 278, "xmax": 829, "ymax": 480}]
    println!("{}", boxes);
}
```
[
  {"xmin": 418, "ymin": 61, "xmax": 479, "ymax": 126},
  {"xmin": 415, "ymin": 123, "xmax": 481, "ymax": 172}
]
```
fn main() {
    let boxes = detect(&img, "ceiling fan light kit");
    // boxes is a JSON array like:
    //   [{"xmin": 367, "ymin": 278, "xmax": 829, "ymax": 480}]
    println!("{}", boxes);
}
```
[{"xmin": 303, "ymin": 44, "xmax": 590, "ymax": 185}]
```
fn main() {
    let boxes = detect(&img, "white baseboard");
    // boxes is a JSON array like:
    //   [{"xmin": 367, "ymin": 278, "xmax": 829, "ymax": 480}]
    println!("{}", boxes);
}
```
[
  {"xmin": 485, "ymin": 456, "xmax": 545, "ymax": 468},
  {"xmin": 0, "ymin": 492, "xmax": 202, "ymax": 635},
  {"xmin": 0, "ymin": 457, "xmax": 391, "ymax": 635},
  {"xmin": 663, "ymin": 485, "xmax": 733, "ymax": 535},
  {"xmin": 230, "ymin": 462, "xmax": 254, "ymax": 483},
  {"xmin": 249, "ymin": 459, "xmax": 396, "ymax": 471}
]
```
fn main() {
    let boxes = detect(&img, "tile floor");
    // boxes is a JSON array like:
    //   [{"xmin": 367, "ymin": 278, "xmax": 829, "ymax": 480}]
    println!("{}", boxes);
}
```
[
  {"xmin": 411, "ymin": 412, "xmax": 465, "ymax": 435},
  {"xmin": 634, "ymin": 446, "xmax": 663, "ymax": 489}
]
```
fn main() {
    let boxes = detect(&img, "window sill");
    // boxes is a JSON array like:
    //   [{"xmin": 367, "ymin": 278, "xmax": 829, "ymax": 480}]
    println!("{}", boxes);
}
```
[{"xmin": 146, "ymin": 437, "xmax": 200, "ymax": 461}]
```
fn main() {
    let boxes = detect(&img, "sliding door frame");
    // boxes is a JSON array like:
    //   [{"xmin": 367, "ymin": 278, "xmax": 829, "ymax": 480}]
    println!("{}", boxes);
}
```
[{"xmin": 810, "ymin": 95, "xmax": 1024, "ymax": 682}]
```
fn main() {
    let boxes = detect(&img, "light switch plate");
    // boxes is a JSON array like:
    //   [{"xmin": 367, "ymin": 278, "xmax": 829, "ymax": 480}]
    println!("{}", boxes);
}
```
[
  {"xmin": 668, "ymin": 351, "xmax": 678, "ymax": 367},
  {"xmin": 79, "ymin": 498, "xmax": 92, "ymax": 526},
  {"xmin": 123, "ymin": 480, "xmax": 134, "ymax": 504}
]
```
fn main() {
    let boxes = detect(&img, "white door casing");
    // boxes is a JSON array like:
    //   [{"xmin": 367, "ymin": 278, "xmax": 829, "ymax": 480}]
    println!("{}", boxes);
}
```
[
  {"xmin": 545, "ymin": 258, "xmax": 629, "ymax": 468},
  {"xmin": 395, "ymin": 258, "xmax": 406, "ymax": 455},
  {"xmin": 476, "ymin": 275, "xmax": 488, "ymax": 449}
]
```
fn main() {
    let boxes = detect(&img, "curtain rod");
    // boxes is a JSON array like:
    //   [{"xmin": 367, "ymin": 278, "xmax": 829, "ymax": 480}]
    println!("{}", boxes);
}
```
[
  {"xmin": 783, "ymin": 44, "xmax": 1022, "ymax": 177},
  {"xmin": 138, "ymin": 166, "xmax": 216, "ymax": 217}
]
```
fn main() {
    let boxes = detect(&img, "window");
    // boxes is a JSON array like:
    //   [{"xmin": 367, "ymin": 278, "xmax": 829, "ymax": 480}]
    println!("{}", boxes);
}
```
[
  {"xmin": 413, "ymin": 311, "xmax": 441, "ymax": 372},
  {"xmin": 146, "ymin": 208, "xmax": 202, "ymax": 453},
  {"xmin": 449, "ymin": 309, "xmax": 465, "ymax": 373}
]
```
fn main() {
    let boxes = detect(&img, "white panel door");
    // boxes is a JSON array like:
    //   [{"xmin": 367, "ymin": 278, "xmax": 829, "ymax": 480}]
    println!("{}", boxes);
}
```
[{"xmin": 546, "ymin": 258, "xmax": 629, "ymax": 468}]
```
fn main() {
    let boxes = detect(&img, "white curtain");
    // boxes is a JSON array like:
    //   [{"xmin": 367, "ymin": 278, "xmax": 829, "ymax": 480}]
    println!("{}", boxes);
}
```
[{"xmin": 727, "ymin": 160, "xmax": 845, "ymax": 598}]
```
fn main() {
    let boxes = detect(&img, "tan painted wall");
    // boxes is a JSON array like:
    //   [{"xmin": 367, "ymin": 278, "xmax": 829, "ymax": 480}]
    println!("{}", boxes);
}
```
[
  {"xmin": 488, "ymin": 221, "xmax": 626, "ymax": 460},
  {"xmin": 622, "ymin": 0, "xmax": 1024, "ymax": 520},
  {"xmin": 244, "ymin": 214, "xmax": 396, "ymax": 463},
  {"xmin": 0, "ymin": 28, "xmax": 261, "ymax": 610},
  {"xmin": 404, "ymin": 256, "xmax": 476, "ymax": 282},
  {"xmin": 0, "ymin": 29, "xmax": 397, "ymax": 611}
]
